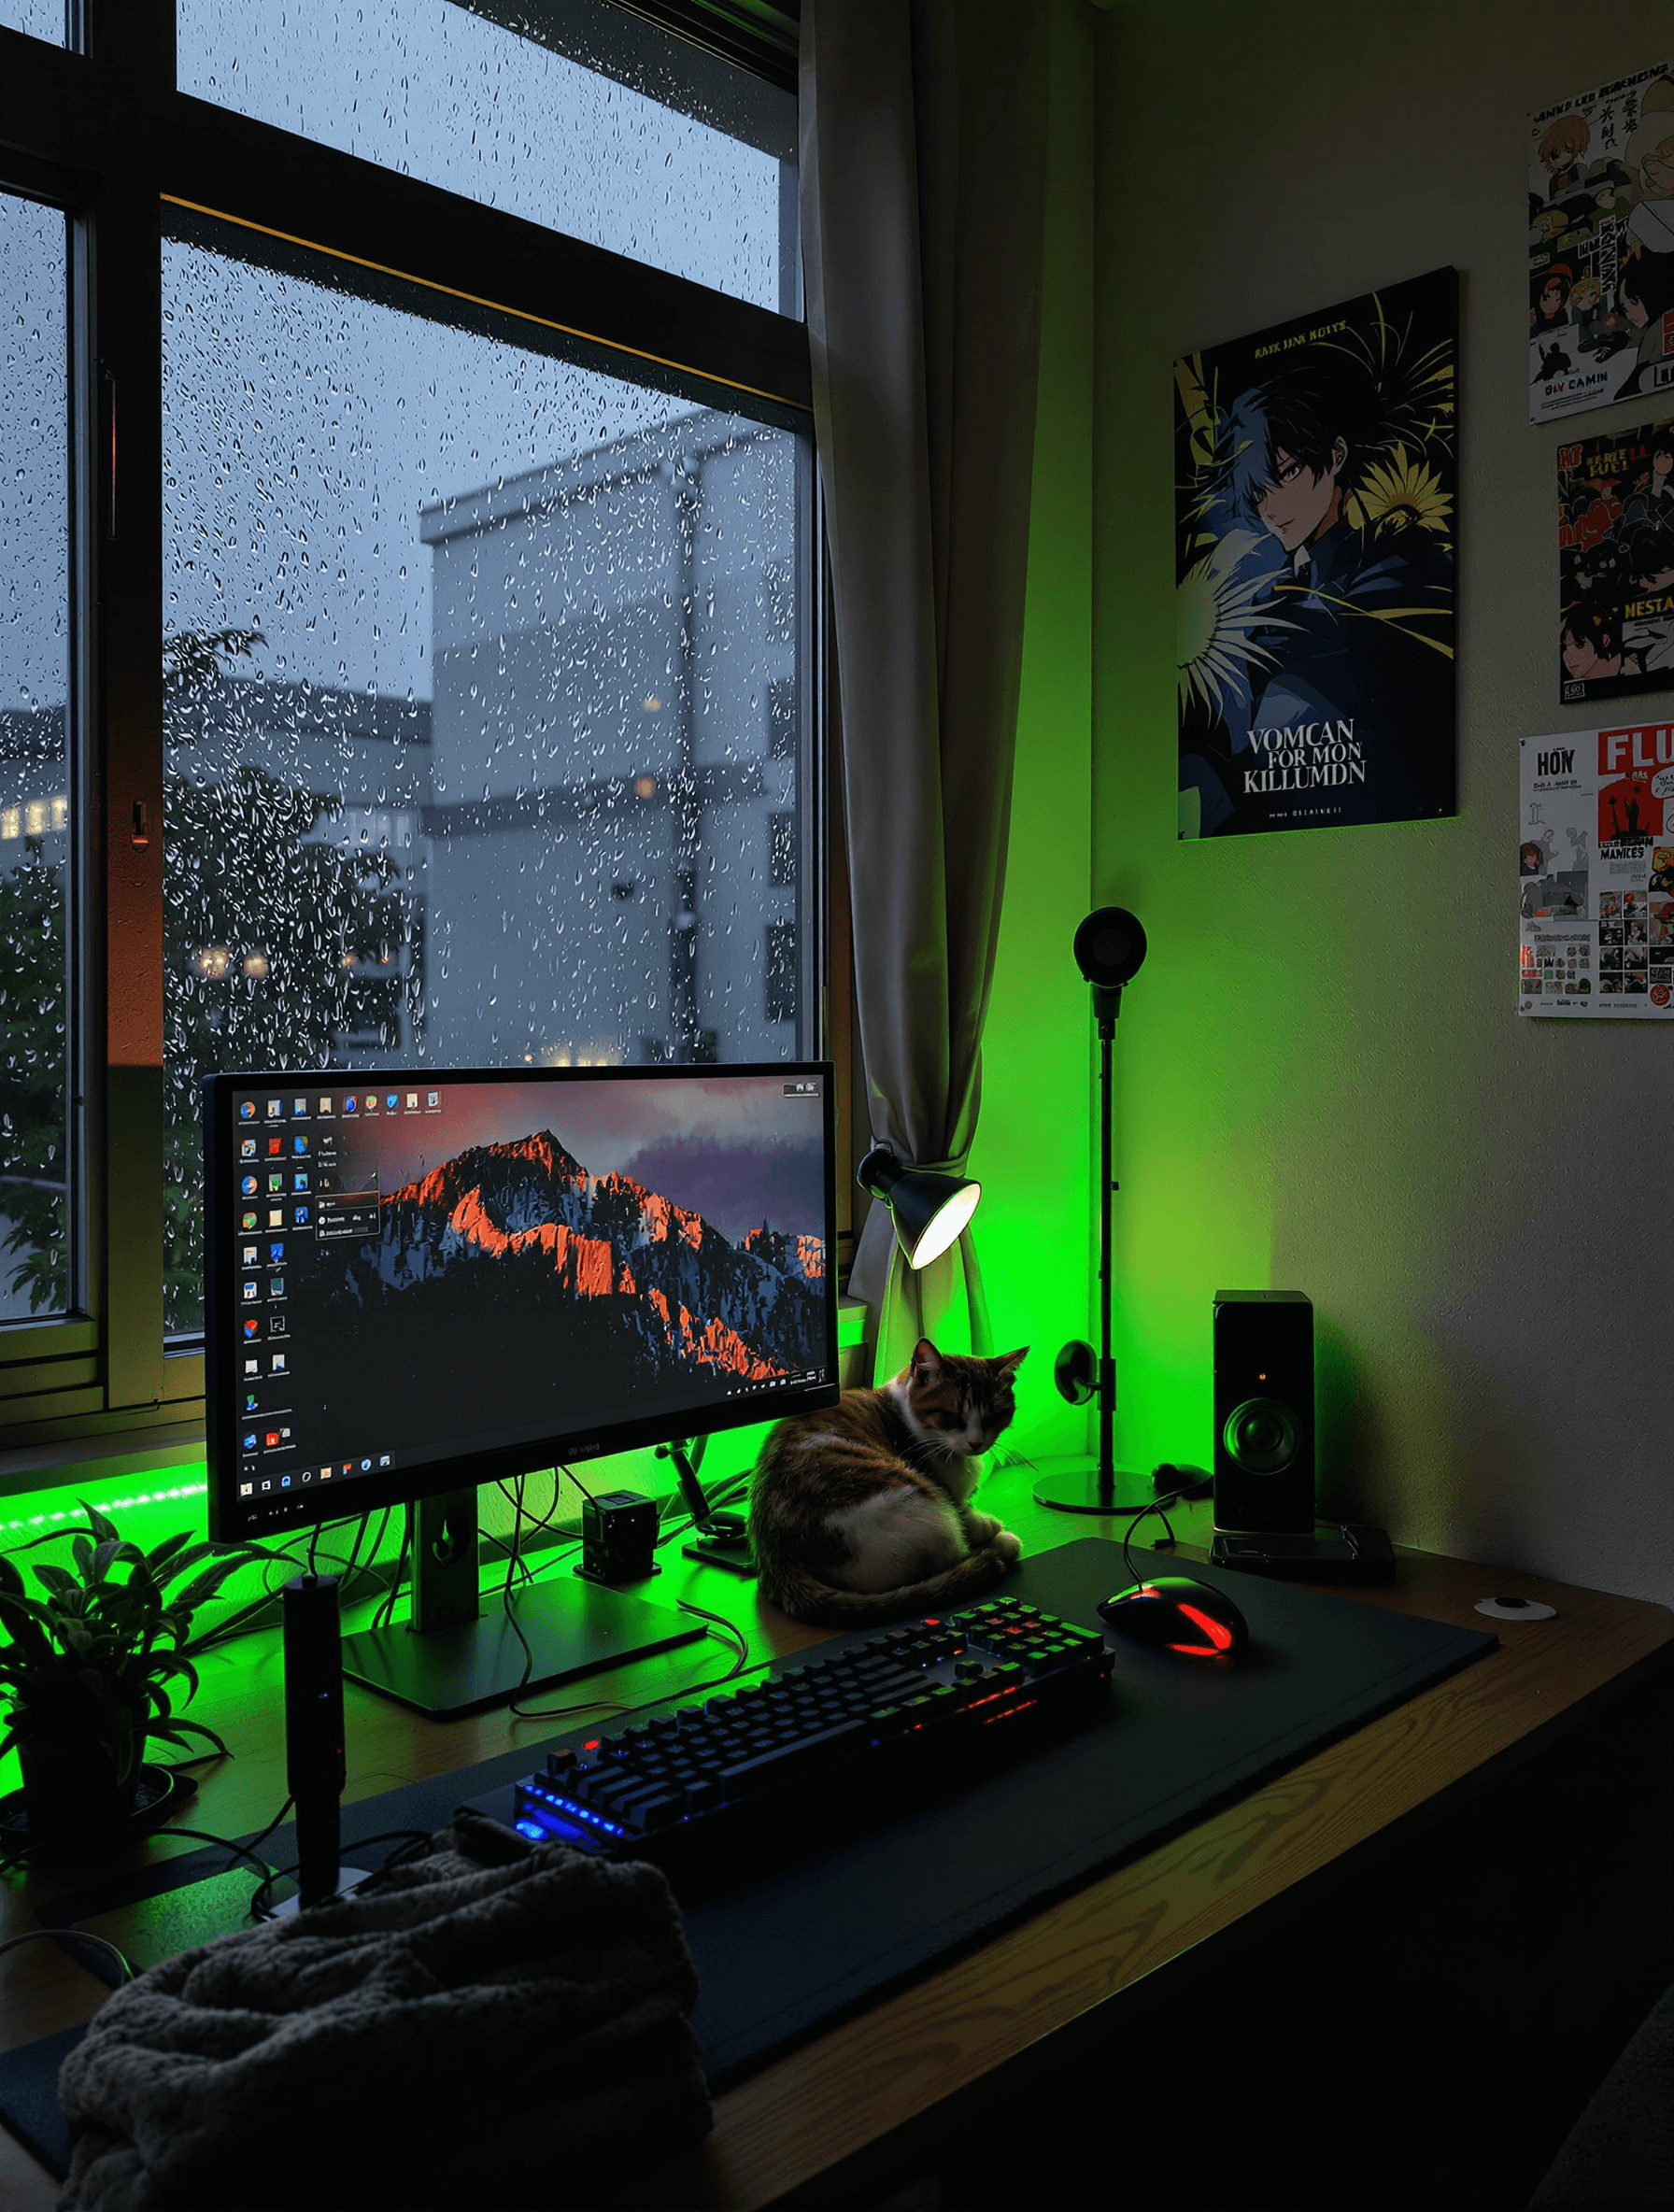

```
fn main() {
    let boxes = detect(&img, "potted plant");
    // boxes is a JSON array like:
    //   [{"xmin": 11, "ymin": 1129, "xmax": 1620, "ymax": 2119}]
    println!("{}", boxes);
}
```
[{"xmin": 0, "ymin": 1502, "xmax": 273, "ymax": 1841}]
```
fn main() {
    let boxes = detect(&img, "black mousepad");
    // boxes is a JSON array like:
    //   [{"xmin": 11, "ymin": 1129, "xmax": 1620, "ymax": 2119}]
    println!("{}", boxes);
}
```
[{"xmin": 0, "ymin": 1538, "xmax": 1495, "ymax": 2174}]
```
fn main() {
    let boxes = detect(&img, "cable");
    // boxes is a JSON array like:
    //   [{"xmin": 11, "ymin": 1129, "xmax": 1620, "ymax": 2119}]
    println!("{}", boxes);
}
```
[
  {"xmin": 506, "ymin": 1594, "xmax": 753, "ymax": 1723},
  {"xmin": 1122, "ymin": 1486, "xmax": 1193, "ymax": 1588},
  {"xmin": 0, "ymin": 1928, "xmax": 134, "ymax": 1983}
]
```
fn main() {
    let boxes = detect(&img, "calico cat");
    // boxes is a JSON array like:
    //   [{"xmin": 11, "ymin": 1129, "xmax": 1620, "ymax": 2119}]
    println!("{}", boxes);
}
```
[{"xmin": 747, "ymin": 1339, "xmax": 1027, "ymax": 1627}]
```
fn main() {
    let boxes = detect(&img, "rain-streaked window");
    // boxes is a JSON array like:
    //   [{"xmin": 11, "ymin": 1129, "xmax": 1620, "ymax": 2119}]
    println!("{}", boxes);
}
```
[
  {"xmin": 177, "ymin": 1, "xmax": 800, "ymax": 317},
  {"xmin": 0, "ymin": 191, "xmax": 71, "ymax": 1324},
  {"xmin": 0, "ymin": 2, "xmax": 68, "ymax": 45},
  {"xmin": 162, "ymin": 224, "xmax": 809, "ymax": 1339}
]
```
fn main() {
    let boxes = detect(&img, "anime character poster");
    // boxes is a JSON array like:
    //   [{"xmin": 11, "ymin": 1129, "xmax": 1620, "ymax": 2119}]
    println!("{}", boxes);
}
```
[
  {"xmin": 1528, "ymin": 63, "xmax": 1674, "ymax": 424},
  {"xmin": 1557, "ymin": 414, "xmax": 1674, "ymax": 702},
  {"xmin": 1520, "ymin": 722, "xmax": 1674, "ymax": 1018},
  {"xmin": 1175, "ymin": 268, "xmax": 1456, "ymax": 841}
]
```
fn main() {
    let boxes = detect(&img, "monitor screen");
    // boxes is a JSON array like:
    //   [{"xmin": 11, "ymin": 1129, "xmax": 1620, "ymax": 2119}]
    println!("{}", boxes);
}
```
[{"xmin": 206, "ymin": 1063, "xmax": 837, "ymax": 1542}]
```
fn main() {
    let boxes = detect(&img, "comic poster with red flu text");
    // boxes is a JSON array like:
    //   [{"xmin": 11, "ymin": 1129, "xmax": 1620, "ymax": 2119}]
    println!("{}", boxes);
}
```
[{"xmin": 1520, "ymin": 720, "xmax": 1674, "ymax": 1016}]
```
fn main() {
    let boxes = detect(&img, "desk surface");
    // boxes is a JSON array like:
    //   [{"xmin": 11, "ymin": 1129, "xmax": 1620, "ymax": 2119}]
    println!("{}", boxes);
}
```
[{"xmin": 1, "ymin": 1468, "xmax": 1669, "ymax": 2210}]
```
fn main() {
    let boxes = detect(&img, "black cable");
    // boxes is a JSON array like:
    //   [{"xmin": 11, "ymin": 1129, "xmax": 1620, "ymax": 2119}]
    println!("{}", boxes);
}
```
[
  {"xmin": 1122, "ymin": 1487, "xmax": 1192, "ymax": 1588},
  {"xmin": 0, "ymin": 1928, "xmax": 134, "ymax": 1982},
  {"xmin": 371, "ymin": 1516, "xmax": 411, "ymax": 1632},
  {"xmin": 506, "ymin": 1594, "xmax": 752, "ymax": 1723}
]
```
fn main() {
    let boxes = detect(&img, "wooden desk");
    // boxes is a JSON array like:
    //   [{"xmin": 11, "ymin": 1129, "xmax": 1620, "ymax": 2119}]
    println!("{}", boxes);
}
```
[{"xmin": 2, "ymin": 1471, "xmax": 1670, "ymax": 2211}]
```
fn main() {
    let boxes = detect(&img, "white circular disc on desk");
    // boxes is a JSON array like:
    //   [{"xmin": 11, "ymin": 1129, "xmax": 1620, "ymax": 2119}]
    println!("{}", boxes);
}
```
[{"xmin": 1475, "ymin": 1595, "xmax": 1557, "ymax": 1621}]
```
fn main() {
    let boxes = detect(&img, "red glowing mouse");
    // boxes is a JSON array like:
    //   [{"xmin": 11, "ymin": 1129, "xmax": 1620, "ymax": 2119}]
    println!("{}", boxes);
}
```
[{"xmin": 1098, "ymin": 1575, "xmax": 1249, "ymax": 1658}]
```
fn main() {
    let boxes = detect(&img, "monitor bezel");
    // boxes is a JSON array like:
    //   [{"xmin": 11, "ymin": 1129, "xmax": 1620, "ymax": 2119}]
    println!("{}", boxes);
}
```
[{"xmin": 204, "ymin": 1060, "xmax": 840, "ymax": 1543}]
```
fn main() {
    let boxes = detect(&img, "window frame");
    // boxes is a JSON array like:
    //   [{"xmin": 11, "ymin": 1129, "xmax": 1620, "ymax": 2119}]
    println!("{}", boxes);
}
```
[{"xmin": 0, "ymin": 0, "xmax": 826, "ymax": 1480}]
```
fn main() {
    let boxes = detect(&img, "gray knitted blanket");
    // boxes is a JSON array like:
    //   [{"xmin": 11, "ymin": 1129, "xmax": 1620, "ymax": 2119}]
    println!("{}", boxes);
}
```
[{"xmin": 56, "ymin": 1815, "xmax": 711, "ymax": 2211}]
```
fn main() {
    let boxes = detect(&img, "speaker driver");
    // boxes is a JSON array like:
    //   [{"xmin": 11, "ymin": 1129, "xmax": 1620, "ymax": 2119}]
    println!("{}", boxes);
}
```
[
  {"xmin": 1223, "ymin": 1397, "xmax": 1299, "ymax": 1476},
  {"xmin": 1072, "ymin": 906, "xmax": 1148, "ymax": 989}
]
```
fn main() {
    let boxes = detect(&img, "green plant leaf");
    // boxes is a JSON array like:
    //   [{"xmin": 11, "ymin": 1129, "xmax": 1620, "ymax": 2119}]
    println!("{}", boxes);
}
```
[
  {"xmin": 80, "ymin": 1501, "xmax": 118, "ymax": 1546},
  {"xmin": 152, "ymin": 1541, "xmax": 218, "ymax": 1587},
  {"xmin": 143, "ymin": 1532, "xmax": 195, "ymax": 1579},
  {"xmin": 144, "ymin": 1716, "xmax": 229, "ymax": 1757},
  {"xmin": 0, "ymin": 1553, "xmax": 22, "ymax": 1599},
  {"xmin": 32, "ymin": 1563, "xmax": 80, "ymax": 1600},
  {"xmin": 71, "ymin": 1535, "xmax": 92, "ymax": 1579},
  {"xmin": 169, "ymin": 1554, "xmax": 262, "ymax": 1614}
]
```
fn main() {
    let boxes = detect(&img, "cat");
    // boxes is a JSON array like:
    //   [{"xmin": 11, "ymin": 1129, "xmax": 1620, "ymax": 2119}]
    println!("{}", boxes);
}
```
[{"xmin": 747, "ymin": 1339, "xmax": 1027, "ymax": 1627}]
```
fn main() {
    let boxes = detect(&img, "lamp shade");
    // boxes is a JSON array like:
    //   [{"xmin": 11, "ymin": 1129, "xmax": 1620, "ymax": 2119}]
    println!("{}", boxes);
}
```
[{"xmin": 857, "ymin": 1147, "xmax": 981, "ymax": 1270}]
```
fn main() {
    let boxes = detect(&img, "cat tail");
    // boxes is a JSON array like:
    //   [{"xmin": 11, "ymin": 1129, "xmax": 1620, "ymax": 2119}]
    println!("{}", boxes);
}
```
[{"xmin": 762, "ymin": 1543, "xmax": 1016, "ymax": 1630}]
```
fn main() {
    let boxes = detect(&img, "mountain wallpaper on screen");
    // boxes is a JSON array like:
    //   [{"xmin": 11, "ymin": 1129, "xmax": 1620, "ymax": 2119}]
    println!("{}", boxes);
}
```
[{"xmin": 309, "ymin": 1130, "xmax": 825, "ymax": 1455}]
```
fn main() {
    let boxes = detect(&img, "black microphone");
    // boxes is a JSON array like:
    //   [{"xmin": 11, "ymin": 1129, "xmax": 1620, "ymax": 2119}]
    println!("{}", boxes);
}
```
[{"xmin": 283, "ymin": 1573, "xmax": 347, "ymax": 1908}]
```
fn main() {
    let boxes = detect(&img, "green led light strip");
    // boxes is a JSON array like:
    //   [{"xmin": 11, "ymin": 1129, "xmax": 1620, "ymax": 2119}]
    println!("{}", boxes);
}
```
[{"xmin": 0, "ymin": 1482, "xmax": 208, "ymax": 1542}]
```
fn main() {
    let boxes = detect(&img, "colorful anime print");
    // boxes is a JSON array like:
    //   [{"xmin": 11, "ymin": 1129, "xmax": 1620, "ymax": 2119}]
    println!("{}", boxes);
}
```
[
  {"xmin": 1529, "ymin": 63, "xmax": 1674, "ymax": 423},
  {"xmin": 1558, "ymin": 414, "xmax": 1674, "ymax": 703},
  {"xmin": 1175, "ymin": 268, "xmax": 1457, "ymax": 840}
]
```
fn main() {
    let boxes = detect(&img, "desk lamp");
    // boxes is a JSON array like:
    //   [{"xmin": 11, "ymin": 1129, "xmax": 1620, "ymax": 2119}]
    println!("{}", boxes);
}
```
[
  {"xmin": 1036, "ymin": 905, "xmax": 1150, "ymax": 1515},
  {"xmin": 857, "ymin": 1147, "xmax": 981, "ymax": 1269}
]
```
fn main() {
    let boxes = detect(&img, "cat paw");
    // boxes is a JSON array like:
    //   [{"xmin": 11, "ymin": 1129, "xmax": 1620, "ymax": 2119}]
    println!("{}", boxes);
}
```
[
  {"xmin": 991, "ymin": 1529, "xmax": 1023, "ymax": 1565},
  {"xmin": 965, "ymin": 1511, "xmax": 1001, "ymax": 1545}
]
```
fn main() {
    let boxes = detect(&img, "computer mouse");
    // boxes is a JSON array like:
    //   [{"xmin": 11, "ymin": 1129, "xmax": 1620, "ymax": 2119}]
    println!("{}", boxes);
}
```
[{"xmin": 1097, "ymin": 1575, "xmax": 1249, "ymax": 1658}]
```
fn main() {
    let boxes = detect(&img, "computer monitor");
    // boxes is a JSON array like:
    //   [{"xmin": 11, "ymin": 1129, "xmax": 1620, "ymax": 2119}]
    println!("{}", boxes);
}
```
[{"xmin": 204, "ymin": 1062, "xmax": 838, "ymax": 1714}]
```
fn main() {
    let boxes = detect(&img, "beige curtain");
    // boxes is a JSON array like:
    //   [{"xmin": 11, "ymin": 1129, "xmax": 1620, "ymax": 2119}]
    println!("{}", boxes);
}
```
[{"xmin": 800, "ymin": 0, "xmax": 1051, "ymax": 1379}]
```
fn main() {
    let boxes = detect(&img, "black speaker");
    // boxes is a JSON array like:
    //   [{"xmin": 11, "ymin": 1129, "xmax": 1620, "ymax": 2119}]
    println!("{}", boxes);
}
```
[
  {"xmin": 282, "ymin": 1572, "xmax": 346, "ymax": 1907},
  {"xmin": 1213, "ymin": 1291, "xmax": 1314, "ymax": 1535}
]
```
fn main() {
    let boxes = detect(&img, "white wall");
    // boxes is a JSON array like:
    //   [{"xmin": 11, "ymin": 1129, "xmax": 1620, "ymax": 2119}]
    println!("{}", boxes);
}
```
[{"xmin": 1094, "ymin": 0, "xmax": 1674, "ymax": 1605}]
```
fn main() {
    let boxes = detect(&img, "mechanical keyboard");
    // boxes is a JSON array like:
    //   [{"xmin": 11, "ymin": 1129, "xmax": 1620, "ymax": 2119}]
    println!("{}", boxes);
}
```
[{"xmin": 461, "ymin": 1594, "xmax": 1115, "ymax": 1865}]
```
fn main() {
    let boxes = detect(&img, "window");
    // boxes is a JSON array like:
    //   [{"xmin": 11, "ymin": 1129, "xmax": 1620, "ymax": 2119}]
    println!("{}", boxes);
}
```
[{"xmin": 0, "ymin": 0, "xmax": 816, "ymax": 1445}]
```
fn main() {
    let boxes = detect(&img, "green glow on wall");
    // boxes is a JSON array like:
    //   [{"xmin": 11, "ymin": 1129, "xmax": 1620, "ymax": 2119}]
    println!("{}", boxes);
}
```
[{"xmin": 965, "ymin": 0, "xmax": 1096, "ymax": 1467}]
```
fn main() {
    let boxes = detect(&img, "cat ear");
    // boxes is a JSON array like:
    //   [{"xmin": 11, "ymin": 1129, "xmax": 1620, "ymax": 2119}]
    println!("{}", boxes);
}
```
[
  {"xmin": 911, "ymin": 1338, "xmax": 943, "ymax": 1379},
  {"xmin": 996, "ymin": 1347, "xmax": 1029, "ymax": 1373}
]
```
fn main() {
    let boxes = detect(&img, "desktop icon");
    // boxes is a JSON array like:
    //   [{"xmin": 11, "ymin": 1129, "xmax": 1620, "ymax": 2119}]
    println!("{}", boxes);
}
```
[
  {"xmin": 242, "ymin": 1282, "xmax": 259, "ymax": 1303},
  {"xmin": 270, "ymin": 1314, "xmax": 287, "ymax": 1335},
  {"xmin": 319, "ymin": 1096, "xmax": 333, "ymax": 1114},
  {"xmin": 267, "ymin": 1209, "xmax": 283, "ymax": 1229},
  {"xmin": 427, "ymin": 1091, "xmax": 439, "ymax": 1107},
  {"xmin": 345, "ymin": 1096, "xmax": 357, "ymax": 1113},
  {"xmin": 239, "ymin": 1099, "xmax": 256, "ymax": 1120},
  {"xmin": 293, "ymin": 1204, "xmax": 310, "ymax": 1227},
  {"xmin": 293, "ymin": 1135, "xmax": 309, "ymax": 1154},
  {"xmin": 245, "ymin": 1393, "xmax": 258, "ymax": 1412},
  {"xmin": 342, "ymin": 1462, "xmax": 353, "ymax": 1478},
  {"xmin": 266, "ymin": 1099, "xmax": 282, "ymax": 1118},
  {"xmin": 293, "ymin": 1172, "xmax": 309, "ymax": 1192},
  {"xmin": 364, "ymin": 1095, "xmax": 377, "ymax": 1112},
  {"xmin": 281, "ymin": 1476, "xmax": 291, "ymax": 1488},
  {"xmin": 261, "ymin": 1479, "xmax": 272, "ymax": 1492},
  {"xmin": 267, "ymin": 1173, "xmax": 284, "ymax": 1194},
  {"xmin": 243, "ymin": 1432, "xmax": 258, "ymax": 1451},
  {"xmin": 267, "ymin": 1137, "xmax": 283, "ymax": 1156},
  {"xmin": 361, "ymin": 1457, "xmax": 373, "ymax": 1472},
  {"xmin": 242, "ymin": 1211, "xmax": 260, "ymax": 1231},
  {"xmin": 268, "ymin": 1277, "xmax": 284, "ymax": 1299},
  {"xmin": 292, "ymin": 1099, "xmax": 306, "ymax": 1115},
  {"xmin": 378, "ymin": 1453, "xmax": 391, "ymax": 1468},
  {"xmin": 320, "ymin": 1466, "xmax": 332, "ymax": 1482},
  {"xmin": 386, "ymin": 1093, "xmax": 398, "ymax": 1111},
  {"xmin": 271, "ymin": 1353, "xmax": 286, "ymax": 1374},
  {"xmin": 268, "ymin": 1241, "xmax": 284, "ymax": 1263},
  {"xmin": 300, "ymin": 1468, "xmax": 313, "ymax": 1482},
  {"xmin": 405, "ymin": 1093, "xmax": 418, "ymax": 1110},
  {"xmin": 243, "ymin": 1356, "xmax": 260, "ymax": 1377},
  {"xmin": 241, "ymin": 1174, "xmax": 259, "ymax": 1198},
  {"xmin": 239, "ymin": 1482, "xmax": 253, "ymax": 1497},
  {"xmin": 242, "ymin": 1318, "xmax": 260, "ymax": 1340},
  {"xmin": 263, "ymin": 1430, "xmax": 280, "ymax": 1449},
  {"xmin": 242, "ymin": 1244, "xmax": 259, "ymax": 1267},
  {"xmin": 240, "ymin": 1138, "xmax": 257, "ymax": 1159}
]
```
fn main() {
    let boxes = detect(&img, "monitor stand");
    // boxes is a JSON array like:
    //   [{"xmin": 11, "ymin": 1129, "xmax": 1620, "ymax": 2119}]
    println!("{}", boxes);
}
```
[
  {"xmin": 662, "ymin": 1439, "xmax": 757, "ymax": 1577},
  {"xmin": 339, "ymin": 1487, "xmax": 705, "ymax": 1719}
]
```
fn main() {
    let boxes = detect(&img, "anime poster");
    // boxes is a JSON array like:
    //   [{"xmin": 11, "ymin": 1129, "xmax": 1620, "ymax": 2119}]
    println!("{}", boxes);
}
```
[
  {"xmin": 1175, "ymin": 268, "xmax": 1456, "ymax": 840},
  {"xmin": 1558, "ymin": 414, "xmax": 1674, "ymax": 702},
  {"xmin": 1519, "ymin": 721, "xmax": 1674, "ymax": 1018},
  {"xmin": 1528, "ymin": 63, "xmax": 1674, "ymax": 424}
]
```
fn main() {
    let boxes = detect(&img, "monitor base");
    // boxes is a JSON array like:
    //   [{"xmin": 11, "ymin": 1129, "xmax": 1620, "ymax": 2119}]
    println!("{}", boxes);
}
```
[
  {"xmin": 682, "ymin": 1527, "xmax": 757, "ymax": 1577},
  {"xmin": 341, "ymin": 1577, "xmax": 704, "ymax": 1719},
  {"xmin": 1031, "ymin": 1456, "xmax": 1152, "ymax": 1515}
]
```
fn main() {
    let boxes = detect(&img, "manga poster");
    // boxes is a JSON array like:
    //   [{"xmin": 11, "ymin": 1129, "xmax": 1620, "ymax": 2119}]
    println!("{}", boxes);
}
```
[
  {"xmin": 1175, "ymin": 268, "xmax": 1456, "ymax": 841},
  {"xmin": 1558, "ymin": 413, "xmax": 1674, "ymax": 702},
  {"xmin": 1519, "ymin": 721, "xmax": 1674, "ymax": 1018},
  {"xmin": 1528, "ymin": 62, "xmax": 1674, "ymax": 424}
]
